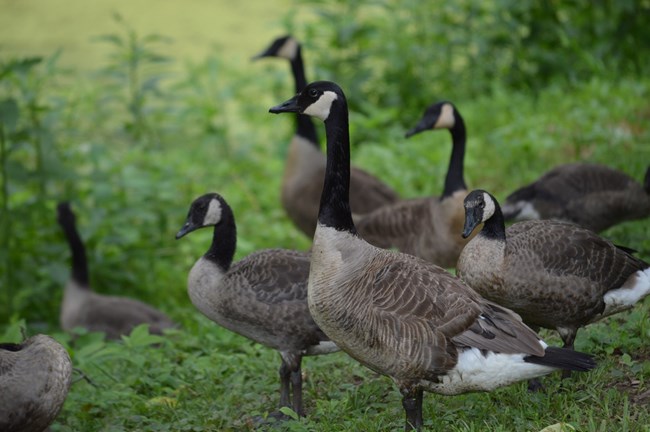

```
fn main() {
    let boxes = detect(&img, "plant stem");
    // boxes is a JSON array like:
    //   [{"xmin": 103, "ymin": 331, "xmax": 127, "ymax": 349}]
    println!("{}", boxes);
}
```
[
  {"xmin": 29, "ymin": 106, "xmax": 47, "ymax": 198},
  {"xmin": 0, "ymin": 122, "xmax": 12, "ymax": 319}
]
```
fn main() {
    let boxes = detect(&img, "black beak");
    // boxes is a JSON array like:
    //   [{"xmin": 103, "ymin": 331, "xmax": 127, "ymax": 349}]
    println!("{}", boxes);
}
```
[
  {"xmin": 175, "ymin": 221, "xmax": 198, "ymax": 240},
  {"xmin": 462, "ymin": 208, "xmax": 482, "ymax": 239},
  {"xmin": 251, "ymin": 48, "xmax": 271, "ymax": 61},
  {"xmin": 404, "ymin": 117, "xmax": 432, "ymax": 138},
  {"xmin": 269, "ymin": 95, "xmax": 301, "ymax": 114}
]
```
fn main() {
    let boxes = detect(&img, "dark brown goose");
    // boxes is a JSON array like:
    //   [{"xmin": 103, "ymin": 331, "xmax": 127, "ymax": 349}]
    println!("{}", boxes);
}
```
[
  {"xmin": 253, "ymin": 35, "xmax": 399, "ymax": 237},
  {"xmin": 269, "ymin": 81, "xmax": 596, "ymax": 431},
  {"xmin": 458, "ymin": 189, "xmax": 650, "ymax": 366},
  {"xmin": 501, "ymin": 163, "xmax": 650, "ymax": 232},
  {"xmin": 57, "ymin": 202, "xmax": 176, "ymax": 339},
  {"xmin": 176, "ymin": 193, "xmax": 337, "ymax": 418},
  {"xmin": 0, "ymin": 334, "xmax": 72, "ymax": 432},
  {"xmin": 355, "ymin": 101, "xmax": 475, "ymax": 268}
]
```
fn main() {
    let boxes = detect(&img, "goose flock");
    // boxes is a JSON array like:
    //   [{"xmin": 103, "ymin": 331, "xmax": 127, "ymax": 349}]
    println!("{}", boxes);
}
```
[{"xmin": 3, "ymin": 34, "xmax": 649, "ymax": 432}]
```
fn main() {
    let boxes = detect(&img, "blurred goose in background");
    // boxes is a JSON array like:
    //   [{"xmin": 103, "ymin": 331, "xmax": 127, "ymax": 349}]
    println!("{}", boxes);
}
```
[
  {"xmin": 270, "ymin": 81, "xmax": 596, "ymax": 431},
  {"xmin": 176, "ymin": 193, "xmax": 338, "ymax": 419},
  {"xmin": 253, "ymin": 35, "xmax": 399, "ymax": 238},
  {"xmin": 458, "ymin": 189, "xmax": 650, "ymax": 376},
  {"xmin": 0, "ymin": 334, "xmax": 72, "ymax": 432},
  {"xmin": 355, "ymin": 101, "xmax": 475, "ymax": 268},
  {"xmin": 501, "ymin": 163, "xmax": 650, "ymax": 232},
  {"xmin": 57, "ymin": 202, "xmax": 176, "ymax": 339}
]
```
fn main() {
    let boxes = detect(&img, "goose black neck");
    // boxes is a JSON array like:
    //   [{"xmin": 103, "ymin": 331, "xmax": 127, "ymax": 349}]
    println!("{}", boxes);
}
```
[
  {"xmin": 644, "ymin": 166, "xmax": 650, "ymax": 194},
  {"xmin": 60, "ymin": 219, "xmax": 89, "ymax": 287},
  {"xmin": 291, "ymin": 48, "xmax": 319, "ymax": 146},
  {"xmin": 442, "ymin": 113, "xmax": 467, "ymax": 198},
  {"xmin": 204, "ymin": 206, "xmax": 237, "ymax": 273},
  {"xmin": 318, "ymin": 97, "xmax": 356, "ymax": 234},
  {"xmin": 481, "ymin": 200, "xmax": 507, "ymax": 241}
]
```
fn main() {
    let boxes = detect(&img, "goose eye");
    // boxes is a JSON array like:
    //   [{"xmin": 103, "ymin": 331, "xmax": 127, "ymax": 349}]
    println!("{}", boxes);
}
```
[
  {"xmin": 308, "ymin": 88, "xmax": 319, "ymax": 98},
  {"xmin": 478, "ymin": 201, "xmax": 485, "ymax": 209}
]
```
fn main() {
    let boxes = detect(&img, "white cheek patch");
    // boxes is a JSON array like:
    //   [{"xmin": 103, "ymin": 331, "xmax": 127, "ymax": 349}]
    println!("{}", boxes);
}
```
[
  {"xmin": 482, "ymin": 192, "xmax": 496, "ymax": 221},
  {"xmin": 277, "ymin": 37, "xmax": 299, "ymax": 60},
  {"xmin": 434, "ymin": 103, "xmax": 456, "ymax": 129},
  {"xmin": 204, "ymin": 199, "xmax": 223, "ymax": 226},
  {"xmin": 303, "ymin": 91, "xmax": 338, "ymax": 121}
]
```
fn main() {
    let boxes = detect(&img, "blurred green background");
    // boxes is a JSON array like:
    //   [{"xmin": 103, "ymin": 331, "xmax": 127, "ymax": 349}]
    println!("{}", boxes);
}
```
[{"xmin": 1, "ymin": 1, "xmax": 649, "ymax": 430}]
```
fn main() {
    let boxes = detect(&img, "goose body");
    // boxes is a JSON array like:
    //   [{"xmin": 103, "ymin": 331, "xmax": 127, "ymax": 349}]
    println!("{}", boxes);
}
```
[
  {"xmin": 458, "ymin": 190, "xmax": 650, "ymax": 352},
  {"xmin": 176, "ymin": 193, "xmax": 337, "ymax": 417},
  {"xmin": 356, "ymin": 101, "xmax": 474, "ymax": 268},
  {"xmin": 501, "ymin": 163, "xmax": 650, "ymax": 232},
  {"xmin": 270, "ymin": 81, "xmax": 596, "ymax": 430},
  {"xmin": 0, "ymin": 335, "xmax": 72, "ymax": 432},
  {"xmin": 254, "ymin": 35, "xmax": 399, "ymax": 237},
  {"xmin": 57, "ymin": 203, "xmax": 176, "ymax": 339}
]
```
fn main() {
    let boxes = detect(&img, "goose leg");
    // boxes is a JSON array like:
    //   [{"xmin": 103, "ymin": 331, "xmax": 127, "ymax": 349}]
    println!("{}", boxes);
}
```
[
  {"xmin": 290, "ymin": 363, "xmax": 304, "ymax": 417},
  {"xmin": 279, "ymin": 359, "xmax": 292, "ymax": 409},
  {"xmin": 401, "ymin": 385, "xmax": 424, "ymax": 431},
  {"xmin": 559, "ymin": 328, "xmax": 577, "ymax": 379}
]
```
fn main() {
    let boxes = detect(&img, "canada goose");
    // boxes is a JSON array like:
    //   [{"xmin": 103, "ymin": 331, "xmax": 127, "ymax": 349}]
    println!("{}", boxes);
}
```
[
  {"xmin": 500, "ymin": 163, "xmax": 650, "ymax": 232},
  {"xmin": 0, "ymin": 334, "xmax": 72, "ymax": 432},
  {"xmin": 269, "ymin": 81, "xmax": 596, "ymax": 431},
  {"xmin": 458, "ymin": 189, "xmax": 650, "ymax": 369},
  {"xmin": 355, "ymin": 101, "xmax": 474, "ymax": 268},
  {"xmin": 175, "ymin": 193, "xmax": 338, "ymax": 418},
  {"xmin": 57, "ymin": 202, "xmax": 176, "ymax": 339},
  {"xmin": 253, "ymin": 35, "xmax": 399, "ymax": 237}
]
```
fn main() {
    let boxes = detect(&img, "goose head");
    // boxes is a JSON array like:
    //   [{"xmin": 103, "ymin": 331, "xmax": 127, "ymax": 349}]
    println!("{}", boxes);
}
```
[
  {"xmin": 269, "ymin": 80, "xmax": 344, "ymax": 121},
  {"xmin": 176, "ymin": 193, "xmax": 227, "ymax": 239},
  {"xmin": 405, "ymin": 101, "xmax": 457, "ymax": 138},
  {"xmin": 252, "ymin": 35, "xmax": 299, "ymax": 61},
  {"xmin": 462, "ymin": 190, "xmax": 497, "ymax": 238}
]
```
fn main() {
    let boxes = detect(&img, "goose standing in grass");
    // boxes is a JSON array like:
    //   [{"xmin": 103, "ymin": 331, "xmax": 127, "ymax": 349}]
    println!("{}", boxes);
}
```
[
  {"xmin": 355, "ymin": 101, "xmax": 474, "ymax": 268},
  {"xmin": 57, "ymin": 202, "xmax": 176, "ymax": 339},
  {"xmin": 175, "ymin": 193, "xmax": 338, "ymax": 418},
  {"xmin": 500, "ymin": 163, "xmax": 650, "ymax": 232},
  {"xmin": 253, "ymin": 35, "xmax": 399, "ymax": 238},
  {"xmin": 0, "ymin": 334, "xmax": 72, "ymax": 432},
  {"xmin": 458, "ymin": 189, "xmax": 650, "ymax": 373},
  {"xmin": 269, "ymin": 81, "xmax": 596, "ymax": 431}
]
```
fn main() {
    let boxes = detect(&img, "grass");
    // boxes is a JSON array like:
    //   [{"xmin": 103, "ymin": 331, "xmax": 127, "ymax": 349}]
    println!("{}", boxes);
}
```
[
  {"xmin": 1, "ymin": 2, "xmax": 650, "ymax": 431},
  {"xmin": 3, "ymin": 72, "xmax": 649, "ymax": 431}
]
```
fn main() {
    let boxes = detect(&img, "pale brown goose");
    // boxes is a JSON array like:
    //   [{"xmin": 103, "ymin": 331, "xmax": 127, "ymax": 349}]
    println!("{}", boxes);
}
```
[
  {"xmin": 458, "ymin": 189, "xmax": 650, "ymax": 366},
  {"xmin": 175, "ymin": 193, "xmax": 337, "ymax": 418},
  {"xmin": 269, "ymin": 81, "xmax": 596, "ymax": 431},
  {"xmin": 0, "ymin": 334, "xmax": 72, "ymax": 432},
  {"xmin": 253, "ymin": 35, "xmax": 399, "ymax": 237},
  {"xmin": 501, "ymin": 163, "xmax": 650, "ymax": 232},
  {"xmin": 355, "ymin": 101, "xmax": 475, "ymax": 268},
  {"xmin": 57, "ymin": 202, "xmax": 176, "ymax": 339}
]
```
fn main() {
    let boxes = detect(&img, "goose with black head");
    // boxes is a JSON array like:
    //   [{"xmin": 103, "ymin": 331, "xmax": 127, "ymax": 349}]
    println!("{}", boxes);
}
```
[
  {"xmin": 269, "ymin": 81, "xmax": 596, "ymax": 431},
  {"xmin": 458, "ymin": 189, "xmax": 650, "ymax": 377},
  {"xmin": 253, "ymin": 35, "xmax": 399, "ymax": 238},
  {"xmin": 176, "ymin": 193, "xmax": 338, "ymax": 419},
  {"xmin": 355, "ymin": 101, "xmax": 476, "ymax": 268},
  {"xmin": 57, "ymin": 202, "xmax": 176, "ymax": 339}
]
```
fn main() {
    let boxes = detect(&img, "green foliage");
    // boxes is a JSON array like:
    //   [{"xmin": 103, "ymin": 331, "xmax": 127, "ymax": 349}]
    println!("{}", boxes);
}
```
[
  {"xmin": 93, "ymin": 13, "xmax": 173, "ymax": 143},
  {"xmin": 291, "ymin": 0, "xmax": 650, "ymax": 130},
  {"xmin": 1, "ymin": 3, "xmax": 649, "ymax": 431}
]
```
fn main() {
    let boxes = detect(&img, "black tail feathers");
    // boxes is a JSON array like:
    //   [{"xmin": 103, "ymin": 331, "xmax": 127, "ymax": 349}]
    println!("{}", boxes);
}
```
[{"xmin": 524, "ymin": 346, "xmax": 596, "ymax": 372}]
